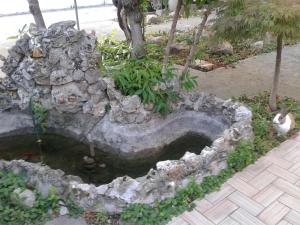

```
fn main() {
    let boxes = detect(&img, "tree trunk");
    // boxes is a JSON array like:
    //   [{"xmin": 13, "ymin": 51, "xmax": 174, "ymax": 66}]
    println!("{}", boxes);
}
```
[
  {"xmin": 269, "ymin": 34, "xmax": 283, "ymax": 111},
  {"xmin": 181, "ymin": 10, "xmax": 210, "ymax": 77},
  {"xmin": 127, "ymin": 10, "xmax": 145, "ymax": 58},
  {"xmin": 117, "ymin": 0, "xmax": 131, "ymax": 43},
  {"xmin": 121, "ymin": 0, "xmax": 145, "ymax": 59},
  {"xmin": 27, "ymin": 0, "xmax": 46, "ymax": 29},
  {"xmin": 162, "ymin": 0, "xmax": 183, "ymax": 72},
  {"xmin": 74, "ymin": 0, "xmax": 80, "ymax": 30}
]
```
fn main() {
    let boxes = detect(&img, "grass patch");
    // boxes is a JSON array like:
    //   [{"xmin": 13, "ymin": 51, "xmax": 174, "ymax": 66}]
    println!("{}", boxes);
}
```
[{"xmin": 120, "ymin": 92, "xmax": 300, "ymax": 225}]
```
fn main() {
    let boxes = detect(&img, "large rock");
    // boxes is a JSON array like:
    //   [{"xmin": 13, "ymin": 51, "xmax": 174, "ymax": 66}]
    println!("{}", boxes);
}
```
[
  {"xmin": 213, "ymin": 41, "xmax": 234, "ymax": 55},
  {"xmin": 11, "ymin": 188, "xmax": 36, "ymax": 208}
]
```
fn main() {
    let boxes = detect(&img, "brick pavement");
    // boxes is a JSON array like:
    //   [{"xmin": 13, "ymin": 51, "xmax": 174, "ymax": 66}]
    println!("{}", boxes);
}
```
[{"xmin": 168, "ymin": 133, "xmax": 300, "ymax": 225}]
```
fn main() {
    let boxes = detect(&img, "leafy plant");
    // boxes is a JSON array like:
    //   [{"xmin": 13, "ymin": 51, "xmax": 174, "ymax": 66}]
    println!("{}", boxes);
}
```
[
  {"xmin": 30, "ymin": 100, "xmax": 48, "ymax": 134},
  {"xmin": 98, "ymin": 32, "xmax": 130, "ymax": 72},
  {"xmin": 227, "ymin": 141, "xmax": 256, "ymax": 171},
  {"xmin": 180, "ymin": 72, "xmax": 198, "ymax": 91},
  {"xmin": 95, "ymin": 211, "xmax": 109, "ymax": 223},
  {"xmin": 113, "ymin": 57, "xmax": 179, "ymax": 115}
]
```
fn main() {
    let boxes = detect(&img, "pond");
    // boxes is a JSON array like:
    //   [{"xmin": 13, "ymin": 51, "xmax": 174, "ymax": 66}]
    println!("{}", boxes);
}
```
[{"xmin": 0, "ymin": 133, "xmax": 212, "ymax": 185}]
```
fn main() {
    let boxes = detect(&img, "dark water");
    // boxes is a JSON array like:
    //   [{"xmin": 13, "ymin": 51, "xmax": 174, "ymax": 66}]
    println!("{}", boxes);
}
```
[{"xmin": 0, "ymin": 133, "xmax": 212, "ymax": 185}]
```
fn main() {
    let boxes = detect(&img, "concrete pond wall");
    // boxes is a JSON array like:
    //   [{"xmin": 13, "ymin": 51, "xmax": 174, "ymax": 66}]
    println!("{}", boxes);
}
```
[{"xmin": 0, "ymin": 21, "xmax": 253, "ymax": 214}]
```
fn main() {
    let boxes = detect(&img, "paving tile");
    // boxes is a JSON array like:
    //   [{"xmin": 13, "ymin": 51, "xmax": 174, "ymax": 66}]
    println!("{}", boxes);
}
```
[
  {"xmin": 296, "ymin": 180, "xmax": 300, "ymax": 188},
  {"xmin": 181, "ymin": 209, "xmax": 214, "ymax": 225},
  {"xmin": 230, "ymin": 208, "xmax": 265, "ymax": 225},
  {"xmin": 267, "ymin": 164, "xmax": 299, "ymax": 184},
  {"xmin": 288, "ymin": 163, "xmax": 300, "ymax": 174},
  {"xmin": 284, "ymin": 145, "xmax": 300, "ymax": 162},
  {"xmin": 258, "ymin": 201, "xmax": 290, "ymax": 225},
  {"xmin": 284, "ymin": 210, "xmax": 300, "ymax": 225},
  {"xmin": 248, "ymin": 170, "xmax": 277, "ymax": 190},
  {"xmin": 292, "ymin": 156, "xmax": 300, "ymax": 163},
  {"xmin": 205, "ymin": 183, "xmax": 235, "ymax": 204},
  {"xmin": 253, "ymin": 185, "xmax": 284, "ymax": 207},
  {"xmin": 276, "ymin": 140, "xmax": 300, "ymax": 152},
  {"xmin": 227, "ymin": 191, "xmax": 264, "ymax": 216},
  {"xmin": 279, "ymin": 194, "xmax": 300, "ymax": 213},
  {"xmin": 243, "ymin": 157, "xmax": 272, "ymax": 177},
  {"xmin": 167, "ymin": 217, "xmax": 189, "ymax": 225},
  {"xmin": 264, "ymin": 154, "xmax": 293, "ymax": 169},
  {"xmin": 203, "ymin": 199, "xmax": 238, "ymax": 224},
  {"xmin": 277, "ymin": 220, "xmax": 293, "ymax": 225},
  {"xmin": 227, "ymin": 177, "xmax": 258, "ymax": 197},
  {"xmin": 293, "ymin": 133, "xmax": 300, "ymax": 142},
  {"xmin": 234, "ymin": 170, "xmax": 255, "ymax": 182},
  {"xmin": 218, "ymin": 217, "xmax": 240, "ymax": 225},
  {"xmin": 194, "ymin": 198, "xmax": 214, "ymax": 214},
  {"xmin": 274, "ymin": 178, "xmax": 300, "ymax": 199}
]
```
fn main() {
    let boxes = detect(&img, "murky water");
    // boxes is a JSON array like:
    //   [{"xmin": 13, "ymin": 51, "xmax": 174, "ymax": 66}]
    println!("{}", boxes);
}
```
[{"xmin": 0, "ymin": 133, "xmax": 212, "ymax": 185}]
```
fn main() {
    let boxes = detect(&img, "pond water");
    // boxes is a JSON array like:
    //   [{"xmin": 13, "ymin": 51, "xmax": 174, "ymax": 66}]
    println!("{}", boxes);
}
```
[{"xmin": 0, "ymin": 133, "xmax": 212, "ymax": 185}]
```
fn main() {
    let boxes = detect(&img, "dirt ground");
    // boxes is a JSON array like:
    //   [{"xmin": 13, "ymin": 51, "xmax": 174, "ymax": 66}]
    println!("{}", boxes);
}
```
[{"xmin": 176, "ymin": 43, "xmax": 300, "ymax": 101}]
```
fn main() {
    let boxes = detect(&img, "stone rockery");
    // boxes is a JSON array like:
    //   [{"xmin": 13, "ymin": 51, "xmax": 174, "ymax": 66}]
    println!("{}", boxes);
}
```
[{"xmin": 0, "ymin": 21, "xmax": 253, "ymax": 214}]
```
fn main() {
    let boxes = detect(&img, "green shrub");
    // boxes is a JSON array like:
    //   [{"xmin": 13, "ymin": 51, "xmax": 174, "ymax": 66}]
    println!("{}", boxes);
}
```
[{"xmin": 227, "ymin": 141, "xmax": 257, "ymax": 172}]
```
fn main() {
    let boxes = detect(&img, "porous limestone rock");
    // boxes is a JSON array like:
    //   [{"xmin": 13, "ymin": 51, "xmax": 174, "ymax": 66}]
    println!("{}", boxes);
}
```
[{"xmin": 11, "ymin": 188, "xmax": 36, "ymax": 208}]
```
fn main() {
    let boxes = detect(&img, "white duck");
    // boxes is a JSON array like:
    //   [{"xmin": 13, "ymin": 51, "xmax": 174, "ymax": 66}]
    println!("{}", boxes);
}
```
[{"xmin": 273, "ymin": 109, "xmax": 296, "ymax": 135}]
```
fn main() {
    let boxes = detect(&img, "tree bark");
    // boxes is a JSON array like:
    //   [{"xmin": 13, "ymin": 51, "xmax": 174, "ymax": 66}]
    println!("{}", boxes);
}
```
[
  {"xmin": 121, "ymin": 0, "xmax": 145, "ymax": 59},
  {"xmin": 181, "ymin": 10, "xmax": 210, "ymax": 77},
  {"xmin": 127, "ymin": 9, "xmax": 146, "ymax": 58},
  {"xmin": 117, "ymin": 0, "xmax": 131, "ymax": 43},
  {"xmin": 162, "ymin": 0, "xmax": 183, "ymax": 73},
  {"xmin": 27, "ymin": 0, "xmax": 46, "ymax": 29},
  {"xmin": 74, "ymin": 0, "xmax": 80, "ymax": 30},
  {"xmin": 269, "ymin": 34, "xmax": 283, "ymax": 111}
]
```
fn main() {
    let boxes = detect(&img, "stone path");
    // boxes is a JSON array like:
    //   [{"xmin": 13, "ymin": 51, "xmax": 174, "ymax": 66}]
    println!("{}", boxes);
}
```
[{"xmin": 168, "ymin": 133, "xmax": 300, "ymax": 225}]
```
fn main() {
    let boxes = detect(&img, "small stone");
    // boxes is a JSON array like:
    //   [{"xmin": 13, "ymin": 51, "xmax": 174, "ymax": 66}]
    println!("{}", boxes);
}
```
[
  {"xmin": 32, "ymin": 48, "xmax": 44, "ymax": 58},
  {"xmin": 99, "ymin": 163, "xmax": 106, "ymax": 168},
  {"xmin": 214, "ymin": 41, "xmax": 234, "ymax": 55},
  {"xmin": 68, "ymin": 95, "xmax": 77, "ymax": 102},
  {"xmin": 251, "ymin": 41, "xmax": 264, "ymax": 51},
  {"xmin": 193, "ymin": 60, "xmax": 214, "ymax": 71},
  {"xmin": 147, "ymin": 36, "xmax": 166, "ymax": 44},
  {"xmin": 83, "ymin": 156, "xmax": 95, "ymax": 164},
  {"xmin": 59, "ymin": 206, "xmax": 69, "ymax": 216},
  {"xmin": 146, "ymin": 15, "xmax": 163, "ymax": 25},
  {"xmin": 170, "ymin": 44, "xmax": 189, "ymax": 55}
]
